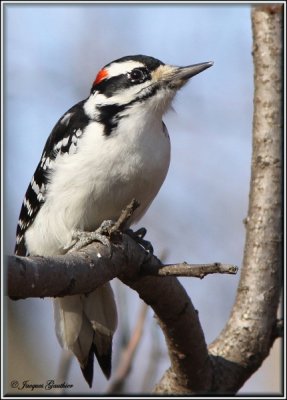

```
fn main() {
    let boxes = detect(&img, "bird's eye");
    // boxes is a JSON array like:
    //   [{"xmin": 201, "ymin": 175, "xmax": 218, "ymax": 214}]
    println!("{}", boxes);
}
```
[{"xmin": 128, "ymin": 68, "xmax": 146, "ymax": 83}]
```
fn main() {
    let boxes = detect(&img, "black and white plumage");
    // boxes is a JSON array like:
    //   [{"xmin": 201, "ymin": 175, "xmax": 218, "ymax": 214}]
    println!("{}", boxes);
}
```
[
  {"xmin": 15, "ymin": 54, "xmax": 213, "ymax": 387},
  {"xmin": 15, "ymin": 100, "xmax": 88, "ymax": 256}
]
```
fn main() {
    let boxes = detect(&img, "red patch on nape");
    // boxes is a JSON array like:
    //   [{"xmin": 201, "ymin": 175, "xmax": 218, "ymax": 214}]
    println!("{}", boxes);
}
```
[{"xmin": 94, "ymin": 68, "xmax": 108, "ymax": 86}]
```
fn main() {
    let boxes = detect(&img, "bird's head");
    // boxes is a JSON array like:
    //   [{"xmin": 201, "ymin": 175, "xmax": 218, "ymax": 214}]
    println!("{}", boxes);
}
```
[{"xmin": 84, "ymin": 55, "xmax": 213, "ymax": 129}]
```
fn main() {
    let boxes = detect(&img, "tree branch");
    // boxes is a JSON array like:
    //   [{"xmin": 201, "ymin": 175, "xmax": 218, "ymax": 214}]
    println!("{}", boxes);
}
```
[
  {"xmin": 208, "ymin": 4, "xmax": 283, "ymax": 391},
  {"xmin": 7, "ymin": 240, "xmax": 132, "ymax": 299},
  {"xmin": 7, "ymin": 209, "xmax": 239, "ymax": 394},
  {"xmin": 7, "ymin": 245, "xmax": 237, "ymax": 300},
  {"xmin": 7, "ymin": 234, "xmax": 235, "ymax": 392},
  {"xmin": 143, "ymin": 262, "xmax": 238, "ymax": 278},
  {"xmin": 153, "ymin": 4, "xmax": 283, "ymax": 394},
  {"xmin": 6, "ymin": 6, "xmax": 282, "ymax": 394},
  {"xmin": 121, "ymin": 275, "xmax": 214, "ymax": 393}
]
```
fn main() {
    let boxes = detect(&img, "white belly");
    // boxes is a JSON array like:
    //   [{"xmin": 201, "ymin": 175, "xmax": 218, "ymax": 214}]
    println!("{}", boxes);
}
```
[{"xmin": 25, "ymin": 118, "xmax": 170, "ymax": 256}]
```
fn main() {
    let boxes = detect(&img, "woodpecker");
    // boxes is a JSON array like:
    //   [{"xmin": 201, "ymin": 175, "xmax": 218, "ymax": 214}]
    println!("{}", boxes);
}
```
[{"xmin": 15, "ymin": 54, "xmax": 213, "ymax": 387}]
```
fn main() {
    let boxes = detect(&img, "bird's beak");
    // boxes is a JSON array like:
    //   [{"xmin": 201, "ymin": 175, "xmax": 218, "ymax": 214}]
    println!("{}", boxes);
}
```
[
  {"xmin": 154, "ymin": 61, "xmax": 214, "ymax": 89},
  {"xmin": 175, "ymin": 61, "xmax": 214, "ymax": 80}
]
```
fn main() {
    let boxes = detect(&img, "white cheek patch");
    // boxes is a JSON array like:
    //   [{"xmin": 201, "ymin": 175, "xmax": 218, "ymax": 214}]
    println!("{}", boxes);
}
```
[
  {"xmin": 102, "ymin": 83, "xmax": 151, "ymax": 105},
  {"xmin": 90, "ymin": 81, "xmax": 152, "ymax": 108}
]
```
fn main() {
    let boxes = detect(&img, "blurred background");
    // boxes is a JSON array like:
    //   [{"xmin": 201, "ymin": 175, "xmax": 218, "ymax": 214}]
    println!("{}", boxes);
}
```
[{"xmin": 3, "ymin": 2, "xmax": 281, "ymax": 395}]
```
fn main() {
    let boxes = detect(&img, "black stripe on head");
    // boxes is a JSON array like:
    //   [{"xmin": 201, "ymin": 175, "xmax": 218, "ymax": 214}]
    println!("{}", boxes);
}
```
[
  {"xmin": 92, "ymin": 55, "xmax": 164, "ymax": 96},
  {"xmin": 93, "ymin": 67, "xmax": 152, "ymax": 97},
  {"xmin": 94, "ymin": 74, "xmax": 131, "ymax": 97}
]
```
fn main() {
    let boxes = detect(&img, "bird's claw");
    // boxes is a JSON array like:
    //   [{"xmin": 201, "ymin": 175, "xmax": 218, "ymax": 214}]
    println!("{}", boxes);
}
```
[
  {"xmin": 67, "ymin": 220, "xmax": 115, "ymax": 254},
  {"xmin": 66, "ymin": 221, "xmax": 153, "ymax": 260}
]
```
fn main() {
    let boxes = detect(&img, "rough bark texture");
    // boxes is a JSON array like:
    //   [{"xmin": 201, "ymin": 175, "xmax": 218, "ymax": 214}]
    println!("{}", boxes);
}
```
[
  {"xmin": 122, "ymin": 275, "xmax": 213, "ymax": 393},
  {"xmin": 7, "ymin": 238, "xmax": 217, "ymax": 393},
  {"xmin": 6, "ymin": 5, "xmax": 282, "ymax": 395},
  {"xmin": 155, "ymin": 4, "xmax": 283, "ymax": 394},
  {"xmin": 7, "ymin": 245, "xmax": 236, "ymax": 299},
  {"xmin": 208, "ymin": 3, "xmax": 283, "ymax": 390},
  {"xmin": 7, "ymin": 236, "xmax": 146, "ymax": 299}
]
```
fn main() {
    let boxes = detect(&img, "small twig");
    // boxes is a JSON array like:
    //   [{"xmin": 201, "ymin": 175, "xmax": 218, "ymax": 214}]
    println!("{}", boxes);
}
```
[
  {"xmin": 106, "ymin": 302, "xmax": 148, "ymax": 393},
  {"xmin": 108, "ymin": 198, "xmax": 140, "ymax": 235},
  {"xmin": 142, "ymin": 262, "xmax": 238, "ymax": 278}
]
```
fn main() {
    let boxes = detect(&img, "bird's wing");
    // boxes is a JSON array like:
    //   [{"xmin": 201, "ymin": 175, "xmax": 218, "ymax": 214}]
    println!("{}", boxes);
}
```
[{"xmin": 14, "ymin": 99, "xmax": 89, "ymax": 255}]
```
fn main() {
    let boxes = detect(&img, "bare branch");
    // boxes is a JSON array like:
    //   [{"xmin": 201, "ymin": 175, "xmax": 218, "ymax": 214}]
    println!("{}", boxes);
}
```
[
  {"xmin": 142, "ymin": 262, "xmax": 238, "ymax": 278},
  {"xmin": 208, "ymin": 4, "xmax": 283, "ymax": 391},
  {"xmin": 7, "ymin": 241, "xmax": 131, "ymax": 299},
  {"xmin": 154, "ymin": 5, "xmax": 283, "ymax": 394},
  {"xmin": 7, "ymin": 235, "xmax": 217, "ymax": 392},
  {"xmin": 122, "ymin": 274, "xmax": 214, "ymax": 393},
  {"xmin": 7, "ymin": 8, "xmax": 283, "ymax": 392},
  {"xmin": 7, "ymin": 243, "xmax": 237, "ymax": 299},
  {"xmin": 108, "ymin": 198, "xmax": 140, "ymax": 235}
]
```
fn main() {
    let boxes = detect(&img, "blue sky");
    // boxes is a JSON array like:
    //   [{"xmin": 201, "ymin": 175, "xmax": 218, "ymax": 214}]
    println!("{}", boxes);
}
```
[{"xmin": 3, "ymin": 2, "xmax": 280, "ymax": 394}]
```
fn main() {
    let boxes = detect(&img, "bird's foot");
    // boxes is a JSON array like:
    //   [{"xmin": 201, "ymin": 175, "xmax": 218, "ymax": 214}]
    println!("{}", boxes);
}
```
[
  {"xmin": 124, "ymin": 227, "xmax": 154, "ymax": 255},
  {"xmin": 67, "ymin": 220, "xmax": 115, "ymax": 254}
]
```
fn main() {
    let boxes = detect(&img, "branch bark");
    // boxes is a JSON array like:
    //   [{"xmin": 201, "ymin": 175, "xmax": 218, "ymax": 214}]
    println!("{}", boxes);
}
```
[
  {"xmin": 154, "ymin": 4, "xmax": 283, "ymax": 394},
  {"xmin": 7, "ymin": 236, "xmax": 232, "ymax": 393},
  {"xmin": 208, "ymin": 3, "xmax": 283, "ymax": 390},
  {"xmin": 7, "ymin": 247, "xmax": 237, "ymax": 299},
  {"xmin": 6, "ymin": 4, "xmax": 283, "ymax": 395}
]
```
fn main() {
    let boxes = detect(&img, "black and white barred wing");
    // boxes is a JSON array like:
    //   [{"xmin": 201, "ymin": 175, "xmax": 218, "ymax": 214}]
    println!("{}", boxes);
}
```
[{"xmin": 15, "ymin": 100, "xmax": 88, "ymax": 256}]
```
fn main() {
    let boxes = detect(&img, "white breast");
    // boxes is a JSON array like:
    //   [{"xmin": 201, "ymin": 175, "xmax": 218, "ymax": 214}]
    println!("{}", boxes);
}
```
[{"xmin": 25, "ymin": 110, "xmax": 170, "ymax": 256}]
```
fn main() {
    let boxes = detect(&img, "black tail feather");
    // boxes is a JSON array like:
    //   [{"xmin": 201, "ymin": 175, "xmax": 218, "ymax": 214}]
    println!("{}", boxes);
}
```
[
  {"xmin": 81, "ymin": 346, "xmax": 94, "ymax": 388},
  {"xmin": 93, "ymin": 343, "xmax": 112, "ymax": 379}
]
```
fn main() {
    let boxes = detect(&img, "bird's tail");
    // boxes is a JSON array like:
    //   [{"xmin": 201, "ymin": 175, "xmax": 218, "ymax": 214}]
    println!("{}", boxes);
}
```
[{"xmin": 53, "ymin": 283, "xmax": 117, "ymax": 387}]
